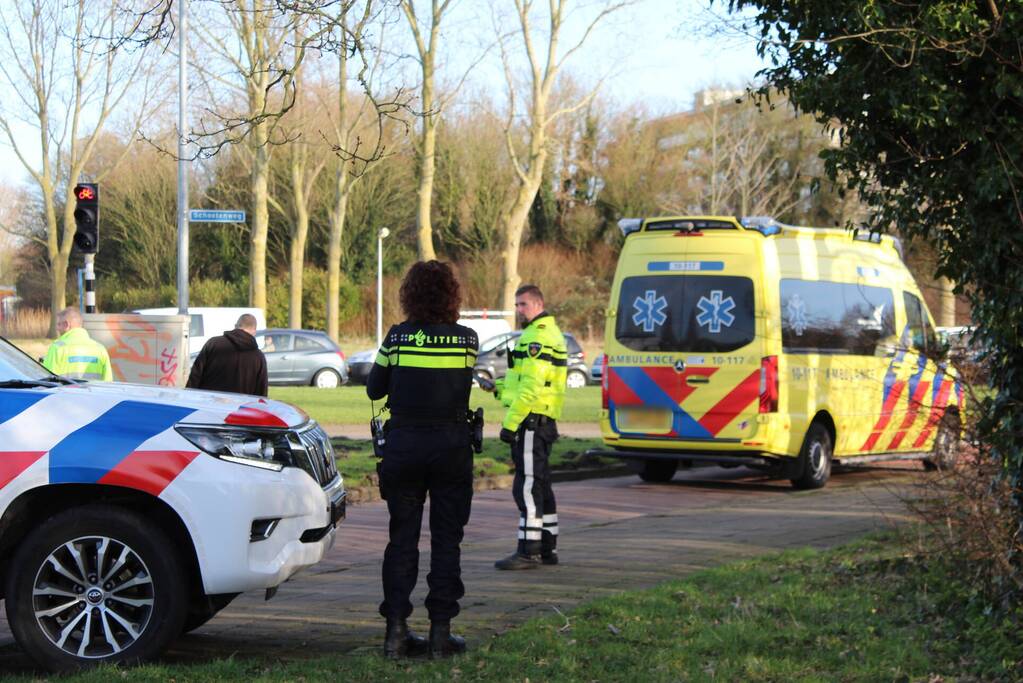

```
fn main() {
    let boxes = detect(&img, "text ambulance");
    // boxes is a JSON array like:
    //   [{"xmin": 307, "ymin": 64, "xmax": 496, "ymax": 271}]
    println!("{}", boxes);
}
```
[
  {"xmin": 0, "ymin": 338, "xmax": 344, "ymax": 670},
  {"xmin": 593, "ymin": 216, "xmax": 961, "ymax": 488}
]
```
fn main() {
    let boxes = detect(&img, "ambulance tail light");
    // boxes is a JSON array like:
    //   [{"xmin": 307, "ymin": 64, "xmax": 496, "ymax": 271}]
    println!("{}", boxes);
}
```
[
  {"xmin": 601, "ymin": 354, "xmax": 609, "ymax": 410},
  {"xmin": 759, "ymin": 356, "xmax": 778, "ymax": 413}
]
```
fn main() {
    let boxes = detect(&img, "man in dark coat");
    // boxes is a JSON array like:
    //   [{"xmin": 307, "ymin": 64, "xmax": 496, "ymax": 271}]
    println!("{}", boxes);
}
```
[{"xmin": 186, "ymin": 313, "xmax": 268, "ymax": 396}]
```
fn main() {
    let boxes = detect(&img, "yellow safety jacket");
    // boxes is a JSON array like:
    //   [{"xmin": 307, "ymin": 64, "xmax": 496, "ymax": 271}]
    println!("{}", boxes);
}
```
[
  {"xmin": 495, "ymin": 312, "xmax": 567, "ymax": 430},
  {"xmin": 43, "ymin": 327, "xmax": 113, "ymax": 381}
]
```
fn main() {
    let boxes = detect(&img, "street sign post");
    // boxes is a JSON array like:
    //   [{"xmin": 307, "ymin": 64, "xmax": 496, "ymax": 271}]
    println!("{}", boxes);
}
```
[{"xmin": 189, "ymin": 209, "xmax": 246, "ymax": 223}]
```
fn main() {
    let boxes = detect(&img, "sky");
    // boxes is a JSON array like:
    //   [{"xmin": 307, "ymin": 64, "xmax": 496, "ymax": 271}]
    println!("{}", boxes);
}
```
[{"xmin": 0, "ymin": 0, "xmax": 767, "ymax": 186}]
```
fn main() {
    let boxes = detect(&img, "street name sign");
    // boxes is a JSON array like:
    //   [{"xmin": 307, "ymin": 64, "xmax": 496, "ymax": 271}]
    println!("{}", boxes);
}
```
[{"xmin": 189, "ymin": 209, "xmax": 246, "ymax": 223}]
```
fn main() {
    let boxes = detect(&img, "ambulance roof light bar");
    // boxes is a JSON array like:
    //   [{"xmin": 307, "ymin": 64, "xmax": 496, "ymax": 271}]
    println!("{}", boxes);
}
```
[
  {"xmin": 851, "ymin": 226, "xmax": 905, "ymax": 260},
  {"xmin": 739, "ymin": 216, "xmax": 785, "ymax": 236},
  {"xmin": 617, "ymin": 218, "xmax": 643, "ymax": 236}
]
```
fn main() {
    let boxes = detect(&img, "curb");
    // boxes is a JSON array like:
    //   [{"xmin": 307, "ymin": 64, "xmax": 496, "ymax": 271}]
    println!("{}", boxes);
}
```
[{"xmin": 343, "ymin": 466, "xmax": 630, "ymax": 505}]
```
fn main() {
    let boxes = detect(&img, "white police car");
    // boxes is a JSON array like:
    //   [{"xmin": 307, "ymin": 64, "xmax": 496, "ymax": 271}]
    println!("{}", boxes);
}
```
[{"xmin": 0, "ymin": 337, "xmax": 345, "ymax": 671}]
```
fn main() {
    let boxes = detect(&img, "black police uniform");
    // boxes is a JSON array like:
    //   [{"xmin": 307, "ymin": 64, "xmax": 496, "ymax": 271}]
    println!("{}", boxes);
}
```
[{"xmin": 367, "ymin": 321, "xmax": 479, "ymax": 623}]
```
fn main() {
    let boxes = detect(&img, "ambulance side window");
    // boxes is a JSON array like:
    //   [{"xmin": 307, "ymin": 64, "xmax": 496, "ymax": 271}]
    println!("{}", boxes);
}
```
[
  {"xmin": 780, "ymin": 280, "xmax": 894, "ymax": 355},
  {"xmin": 902, "ymin": 292, "xmax": 926, "ymax": 353}
]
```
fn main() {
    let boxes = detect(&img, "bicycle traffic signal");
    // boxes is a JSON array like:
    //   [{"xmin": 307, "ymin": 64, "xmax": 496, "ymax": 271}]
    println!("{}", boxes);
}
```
[{"xmin": 72, "ymin": 183, "xmax": 99, "ymax": 254}]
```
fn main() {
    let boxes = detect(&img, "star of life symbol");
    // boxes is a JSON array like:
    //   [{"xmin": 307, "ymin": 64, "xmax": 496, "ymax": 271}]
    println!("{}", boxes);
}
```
[
  {"xmin": 632, "ymin": 290, "xmax": 668, "ymax": 332},
  {"xmin": 696, "ymin": 290, "xmax": 736, "ymax": 334},
  {"xmin": 786, "ymin": 294, "xmax": 808, "ymax": 336}
]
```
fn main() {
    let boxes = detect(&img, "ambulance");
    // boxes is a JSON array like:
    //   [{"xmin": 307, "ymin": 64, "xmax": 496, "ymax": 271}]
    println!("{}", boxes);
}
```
[
  {"xmin": 0, "ymin": 337, "xmax": 345, "ymax": 670},
  {"xmin": 593, "ymin": 216, "xmax": 962, "ymax": 488}
]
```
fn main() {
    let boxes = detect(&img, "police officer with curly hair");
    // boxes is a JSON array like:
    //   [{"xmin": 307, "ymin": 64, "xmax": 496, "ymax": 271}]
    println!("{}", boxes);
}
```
[
  {"xmin": 489, "ymin": 284, "xmax": 567, "ymax": 570},
  {"xmin": 367, "ymin": 260, "xmax": 479, "ymax": 659}
]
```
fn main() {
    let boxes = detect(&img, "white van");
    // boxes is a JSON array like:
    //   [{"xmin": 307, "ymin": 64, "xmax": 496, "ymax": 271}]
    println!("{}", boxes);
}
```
[
  {"xmin": 132, "ymin": 307, "xmax": 266, "ymax": 356},
  {"xmin": 457, "ymin": 310, "xmax": 513, "ymax": 345}
]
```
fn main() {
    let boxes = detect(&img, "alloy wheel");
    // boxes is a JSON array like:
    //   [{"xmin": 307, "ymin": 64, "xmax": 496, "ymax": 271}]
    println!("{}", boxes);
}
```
[{"xmin": 31, "ymin": 536, "xmax": 154, "ymax": 659}]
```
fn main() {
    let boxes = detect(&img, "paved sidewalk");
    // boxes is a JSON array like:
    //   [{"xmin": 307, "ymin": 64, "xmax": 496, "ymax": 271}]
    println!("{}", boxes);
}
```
[
  {"xmin": 324, "ymin": 422, "xmax": 602, "ymax": 439},
  {"xmin": 0, "ymin": 465, "xmax": 923, "ymax": 671}
]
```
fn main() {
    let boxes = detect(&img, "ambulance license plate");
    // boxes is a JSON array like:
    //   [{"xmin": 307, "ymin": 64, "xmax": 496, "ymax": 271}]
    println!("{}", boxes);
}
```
[{"xmin": 616, "ymin": 407, "xmax": 672, "ymax": 432}]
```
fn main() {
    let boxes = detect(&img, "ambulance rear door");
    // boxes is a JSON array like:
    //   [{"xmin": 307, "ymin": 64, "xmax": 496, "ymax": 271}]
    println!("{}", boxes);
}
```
[{"xmin": 609, "ymin": 263, "xmax": 765, "ymax": 443}]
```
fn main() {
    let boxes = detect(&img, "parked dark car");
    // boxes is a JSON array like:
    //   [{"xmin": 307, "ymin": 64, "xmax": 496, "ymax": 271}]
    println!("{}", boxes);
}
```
[
  {"xmin": 591, "ymin": 353, "xmax": 604, "ymax": 383},
  {"xmin": 255, "ymin": 329, "xmax": 348, "ymax": 388},
  {"xmin": 346, "ymin": 348, "xmax": 376, "ymax": 385},
  {"xmin": 474, "ymin": 331, "xmax": 590, "ymax": 389}
]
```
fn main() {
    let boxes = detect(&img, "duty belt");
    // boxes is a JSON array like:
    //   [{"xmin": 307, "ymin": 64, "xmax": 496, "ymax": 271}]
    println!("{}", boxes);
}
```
[{"xmin": 389, "ymin": 413, "xmax": 468, "ymax": 428}]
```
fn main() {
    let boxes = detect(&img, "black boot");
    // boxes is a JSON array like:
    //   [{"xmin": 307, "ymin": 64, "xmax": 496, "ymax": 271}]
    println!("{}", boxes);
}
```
[
  {"xmin": 429, "ymin": 620, "xmax": 466, "ymax": 659},
  {"xmin": 494, "ymin": 551, "xmax": 540, "ymax": 570},
  {"xmin": 383, "ymin": 618, "xmax": 429, "ymax": 659}
]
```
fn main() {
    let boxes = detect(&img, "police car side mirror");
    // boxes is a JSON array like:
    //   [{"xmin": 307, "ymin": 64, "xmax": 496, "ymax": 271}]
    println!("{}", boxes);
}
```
[{"xmin": 495, "ymin": 347, "xmax": 506, "ymax": 357}]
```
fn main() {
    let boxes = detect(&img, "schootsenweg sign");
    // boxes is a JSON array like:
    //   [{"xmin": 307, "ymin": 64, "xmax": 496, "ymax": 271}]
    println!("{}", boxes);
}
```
[{"xmin": 189, "ymin": 209, "xmax": 246, "ymax": 223}]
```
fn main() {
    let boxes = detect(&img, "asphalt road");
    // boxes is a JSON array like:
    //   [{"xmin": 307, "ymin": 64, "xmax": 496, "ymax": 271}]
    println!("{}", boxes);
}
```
[{"xmin": 0, "ymin": 463, "xmax": 924, "ymax": 672}]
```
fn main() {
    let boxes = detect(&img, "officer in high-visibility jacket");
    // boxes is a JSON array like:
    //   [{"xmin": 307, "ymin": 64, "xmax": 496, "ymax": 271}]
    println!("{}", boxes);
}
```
[
  {"xmin": 43, "ymin": 307, "xmax": 112, "ymax": 381},
  {"xmin": 491, "ymin": 284, "xmax": 566, "ymax": 570}
]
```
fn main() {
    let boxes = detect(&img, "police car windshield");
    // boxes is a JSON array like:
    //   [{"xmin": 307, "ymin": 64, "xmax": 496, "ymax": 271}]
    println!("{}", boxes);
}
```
[
  {"xmin": 615, "ymin": 275, "xmax": 756, "ymax": 353},
  {"xmin": 0, "ymin": 337, "xmax": 57, "ymax": 382}
]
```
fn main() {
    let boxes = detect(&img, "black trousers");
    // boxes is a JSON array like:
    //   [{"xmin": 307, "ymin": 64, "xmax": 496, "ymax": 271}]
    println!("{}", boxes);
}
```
[
  {"xmin": 378, "ymin": 423, "xmax": 473, "ymax": 622},
  {"xmin": 511, "ymin": 416, "xmax": 558, "ymax": 557}
]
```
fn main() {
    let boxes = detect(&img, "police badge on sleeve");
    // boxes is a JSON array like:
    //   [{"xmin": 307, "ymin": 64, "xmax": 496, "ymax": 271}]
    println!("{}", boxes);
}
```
[{"xmin": 528, "ymin": 342, "xmax": 542, "ymax": 357}]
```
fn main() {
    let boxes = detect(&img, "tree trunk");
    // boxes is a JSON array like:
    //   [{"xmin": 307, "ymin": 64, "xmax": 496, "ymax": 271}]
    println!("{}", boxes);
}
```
[
  {"xmin": 939, "ymin": 276, "xmax": 956, "ymax": 327},
  {"xmin": 415, "ymin": 50, "xmax": 437, "ymax": 261},
  {"xmin": 327, "ymin": 171, "xmax": 350, "ymax": 342},
  {"xmin": 43, "ymin": 181, "xmax": 61, "ymax": 337},
  {"xmin": 416, "ymin": 115, "xmax": 438, "ymax": 260},
  {"xmin": 500, "ymin": 157, "xmax": 546, "ymax": 319},
  {"xmin": 288, "ymin": 196, "xmax": 309, "ymax": 329},
  {"xmin": 249, "ymin": 120, "xmax": 270, "ymax": 312}
]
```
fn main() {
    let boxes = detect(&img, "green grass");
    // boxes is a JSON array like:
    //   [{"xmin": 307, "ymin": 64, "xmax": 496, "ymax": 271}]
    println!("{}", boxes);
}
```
[
  {"xmin": 334, "ymin": 436, "xmax": 612, "ymax": 489},
  {"xmin": 270, "ymin": 385, "xmax": 602, "ymax": 425},
  {"xmin": 28, "ymin": 531, "xmax": 1020, "ymax": 682}
]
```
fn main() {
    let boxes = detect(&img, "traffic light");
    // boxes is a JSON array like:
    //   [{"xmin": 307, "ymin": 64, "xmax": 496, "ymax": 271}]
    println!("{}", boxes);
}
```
[{"xmin": 72, "ymin": 183, "xmax": 99, "ymax": 253}]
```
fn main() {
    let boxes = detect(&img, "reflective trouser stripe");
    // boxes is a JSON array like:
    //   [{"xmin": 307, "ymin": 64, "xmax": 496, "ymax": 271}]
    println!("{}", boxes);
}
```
[
  {"xmin": 521, "ymin": 428, "xmax": 542, "ymax": 540},
  {"xmin": 543, "ymin": 513, "xmax": 559, "ymax": 537}
]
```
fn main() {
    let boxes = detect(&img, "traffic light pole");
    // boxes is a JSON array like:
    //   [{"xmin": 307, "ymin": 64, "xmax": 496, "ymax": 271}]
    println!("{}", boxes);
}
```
[{"xmin": 83, "ymin": 254, "xmax": 96, "ymax": 314}]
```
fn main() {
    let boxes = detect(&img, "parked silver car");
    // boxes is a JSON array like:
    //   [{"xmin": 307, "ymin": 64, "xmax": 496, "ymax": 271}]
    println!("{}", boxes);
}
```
[{"xmin": 256, "ymin": 329, "xmax": 349, "ymax": 388}]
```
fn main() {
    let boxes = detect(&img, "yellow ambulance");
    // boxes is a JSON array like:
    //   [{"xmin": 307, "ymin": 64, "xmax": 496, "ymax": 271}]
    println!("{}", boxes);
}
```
[{"xmin": 593, "ymin": 216, "xmax": 962, "ymax": 488}]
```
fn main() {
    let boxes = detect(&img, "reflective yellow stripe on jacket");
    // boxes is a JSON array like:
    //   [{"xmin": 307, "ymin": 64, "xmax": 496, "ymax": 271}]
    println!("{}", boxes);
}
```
[{"xmin": 375, "ymin": 344, "xmax": 477, "ymax": 370}]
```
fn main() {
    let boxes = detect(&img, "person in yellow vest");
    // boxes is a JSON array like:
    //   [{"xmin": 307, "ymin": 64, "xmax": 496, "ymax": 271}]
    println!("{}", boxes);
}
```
[
  {"xmin": 42, "ymin": 307, "xmax": 113, "ymax": 381},
  {"xmin": 488, "ymin": 284, "xmax": 567, "ymax": 570}
]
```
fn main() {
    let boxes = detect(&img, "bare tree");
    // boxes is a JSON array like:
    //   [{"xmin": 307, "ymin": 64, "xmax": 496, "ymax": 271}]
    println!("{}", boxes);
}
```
[
  {"xmin": 0, "ymin": 0, "xmax": 160, "ymax": 334},
  {"xmin": 495, "ymin": 0, "xmax": 628, "ymax": 316},
  {"xmin": 276, "ymin": 25, "xmax": 330, "ymax": 329},
  {"xmin": 320, "ymin": 1, "xmax": 395, "ymax": 341},
  {"xmin": 191, "ymin": 1, "xmax": 409, "ymax": 317}
]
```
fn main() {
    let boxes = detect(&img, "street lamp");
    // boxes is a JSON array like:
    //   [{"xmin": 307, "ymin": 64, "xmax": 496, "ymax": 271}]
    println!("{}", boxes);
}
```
[{"xmin": 377, "ymin": 227, "xmax": 390, "ymax": 348}]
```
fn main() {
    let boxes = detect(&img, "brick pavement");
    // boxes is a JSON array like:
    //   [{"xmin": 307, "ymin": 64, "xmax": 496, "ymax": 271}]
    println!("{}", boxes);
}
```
[
  {"xmin": 324, "ymin": 422, "xmax": 603, "ymax": 439},
  {"xmin": 0, "ymin": 465, "xmax": 923, "ymax": 671}
]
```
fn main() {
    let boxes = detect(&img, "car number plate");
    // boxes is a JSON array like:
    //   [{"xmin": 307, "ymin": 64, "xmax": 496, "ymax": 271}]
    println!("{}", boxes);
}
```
[{"xmin": 330, "ymin": 490, "xmax": 347, "ymax": 527}]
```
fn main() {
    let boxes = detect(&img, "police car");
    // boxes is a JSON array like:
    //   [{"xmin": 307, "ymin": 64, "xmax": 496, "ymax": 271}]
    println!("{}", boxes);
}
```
[{"xmin": 0, "ymin": 337, "xmax": 345, "ymax": 670}]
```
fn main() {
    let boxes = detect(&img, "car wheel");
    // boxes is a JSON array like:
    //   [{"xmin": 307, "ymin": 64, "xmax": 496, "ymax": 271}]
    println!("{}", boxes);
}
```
[
  {"xmin": 312, "ymin": 368, "xmax": 341, "ymax": 389},
  {"xmin": 924, "ymin": 410, "xmax": 961, "ymax": 471},
  {"xmin": 566, "ymin": 370, "xmax": 587, "ymax": 389},
  {"xmin": 5, "ymin": 505, "xmax": 188, "ymax": 672},
  {"xmin": 183, "ymin": 593, "xmax": 239, "ymax": 634},
  {"xmin": 637, "ymin": 458, "xmax": 678, "ymax": 483},
  {"xmin": 790, "ymin": 423, "xmax": 832, "ymax": 489}
]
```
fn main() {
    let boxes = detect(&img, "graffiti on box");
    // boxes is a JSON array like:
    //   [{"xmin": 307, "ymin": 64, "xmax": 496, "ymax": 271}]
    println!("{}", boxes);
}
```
[{"xmin": 88, "ymin": 317, "xmax": 187, "ymax": 386}]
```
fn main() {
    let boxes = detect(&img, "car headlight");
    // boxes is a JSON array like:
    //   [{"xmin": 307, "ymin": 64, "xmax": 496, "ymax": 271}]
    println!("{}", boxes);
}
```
[{"xmin": 175, "ymin": 425, "xmax": 298, "ymax": 472}]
